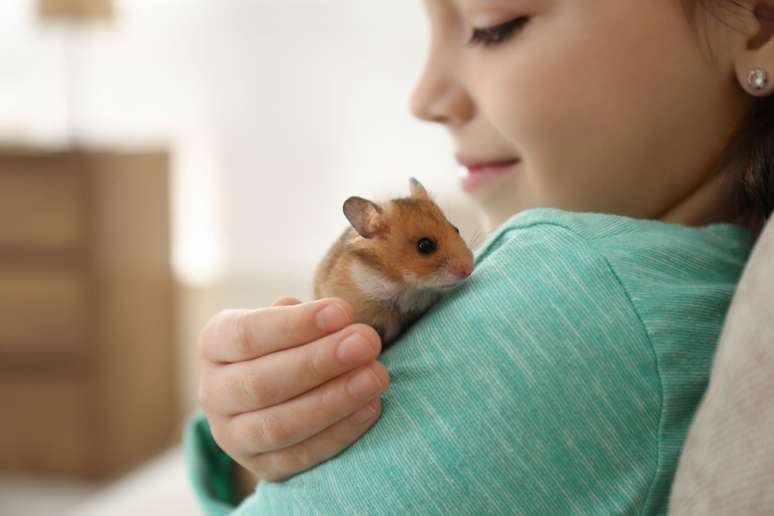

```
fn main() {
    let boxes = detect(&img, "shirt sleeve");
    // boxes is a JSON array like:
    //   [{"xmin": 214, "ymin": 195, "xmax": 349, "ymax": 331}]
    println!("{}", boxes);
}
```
[
  {"xmin": 234, "ymin": 220, "xmax": 668, "ymax": 515},
  {"xmin": 182, "ymin": 209, "xmax": 741, "ymax": 516},
  {"xmin": 183, "ymin": 409, "xmax": 241, "ymax": 516}
]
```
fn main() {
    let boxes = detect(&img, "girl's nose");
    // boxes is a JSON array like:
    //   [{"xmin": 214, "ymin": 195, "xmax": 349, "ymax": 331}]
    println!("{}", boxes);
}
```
[{"xmin": 409, "ymin": 56, "xmax": 474, "ymax": 126}]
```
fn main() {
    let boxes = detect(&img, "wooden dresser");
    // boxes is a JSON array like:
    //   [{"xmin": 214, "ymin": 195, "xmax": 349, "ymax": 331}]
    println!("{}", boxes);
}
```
[{"xmin": 0, "ymin": 148, "xmax": 178, "ymax": 479}]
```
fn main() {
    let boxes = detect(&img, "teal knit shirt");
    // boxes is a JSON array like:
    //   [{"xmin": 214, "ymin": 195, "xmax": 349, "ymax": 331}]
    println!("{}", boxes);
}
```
[{"xmin": 184, "ymin": 207, "xmax": 755, "ymax": 515}]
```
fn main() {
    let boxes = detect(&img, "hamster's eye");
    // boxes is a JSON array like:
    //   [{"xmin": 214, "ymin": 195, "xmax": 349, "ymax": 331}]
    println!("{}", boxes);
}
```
[{"xmin": 417, "ymin": 237, "xmax": 437, "ymax": 255}]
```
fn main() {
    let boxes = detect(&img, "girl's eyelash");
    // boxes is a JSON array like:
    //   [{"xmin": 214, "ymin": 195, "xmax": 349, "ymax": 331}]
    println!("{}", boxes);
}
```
[{"xmin": 467, "ymin": 17, "xmax": 528, "ymax": 47}]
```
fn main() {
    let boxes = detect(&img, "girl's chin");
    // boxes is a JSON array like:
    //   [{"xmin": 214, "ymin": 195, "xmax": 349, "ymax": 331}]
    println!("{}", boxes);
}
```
[
  {"xmin": 469, "ymin": 193, "xmax": 527, "ymax": 234},
  {"xmin": 463, "ymin": 171, "xmax": 520, "ymax": 206}
]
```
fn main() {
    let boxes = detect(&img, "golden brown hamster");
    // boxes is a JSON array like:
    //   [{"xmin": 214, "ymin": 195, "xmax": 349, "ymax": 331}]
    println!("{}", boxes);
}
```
[{"xmin": 313, "ymin": 178, "xmax": 474, "ymax": 348}]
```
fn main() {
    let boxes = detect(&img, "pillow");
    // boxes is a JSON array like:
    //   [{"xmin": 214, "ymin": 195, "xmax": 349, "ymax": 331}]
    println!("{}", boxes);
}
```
[{"xmin": 669, "ymin": 217, "xmax": 774, "ymax": 514}]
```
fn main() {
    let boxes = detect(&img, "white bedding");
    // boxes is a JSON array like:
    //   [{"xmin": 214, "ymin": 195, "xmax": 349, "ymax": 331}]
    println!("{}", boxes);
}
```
[{"xmin": 64, "ymin": 446, "xmax": 200, "ymax": 516}]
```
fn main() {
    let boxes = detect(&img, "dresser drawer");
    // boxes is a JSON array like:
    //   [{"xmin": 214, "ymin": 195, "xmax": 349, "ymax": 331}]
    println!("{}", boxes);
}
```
[
  {"xmin": 0, "ymin": 156, "xmax": 86, "ymax": 248},
  {"xmin": 0, "ymin": 378, "xmax": 92, "ymax": 474},
  {"xmin": 0, "ymin": 268, "xmax": 89, "ymax": 355}
]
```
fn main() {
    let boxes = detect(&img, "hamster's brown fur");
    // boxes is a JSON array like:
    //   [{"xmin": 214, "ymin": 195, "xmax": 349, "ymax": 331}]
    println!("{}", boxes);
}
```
[{"xmin": 313, "ymin": 178, "xmax": 474, "ymax": 347}]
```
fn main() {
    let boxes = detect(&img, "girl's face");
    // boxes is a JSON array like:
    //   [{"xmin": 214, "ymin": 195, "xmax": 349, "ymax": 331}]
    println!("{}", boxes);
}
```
[{"xmin": 410, "ymin": 0, "xmax": 758, "ymax": 231}]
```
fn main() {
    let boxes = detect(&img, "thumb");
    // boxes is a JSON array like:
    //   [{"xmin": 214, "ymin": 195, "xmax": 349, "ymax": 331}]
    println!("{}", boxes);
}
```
[{"xmin": 271, "ymin": 296, "xmax": 303, "ymax": 307}]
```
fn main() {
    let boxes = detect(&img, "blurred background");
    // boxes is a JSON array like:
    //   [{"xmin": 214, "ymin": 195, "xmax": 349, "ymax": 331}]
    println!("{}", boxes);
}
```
[{"xmin": 0, "ymin": 0, "xmax": 482, "ymax": 514}]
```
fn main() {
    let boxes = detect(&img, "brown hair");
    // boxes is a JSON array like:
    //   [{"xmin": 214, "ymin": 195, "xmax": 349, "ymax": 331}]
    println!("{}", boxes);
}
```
[{"xmin": 682, "ymin": 0, "xmax": 774, "ymax": 233}]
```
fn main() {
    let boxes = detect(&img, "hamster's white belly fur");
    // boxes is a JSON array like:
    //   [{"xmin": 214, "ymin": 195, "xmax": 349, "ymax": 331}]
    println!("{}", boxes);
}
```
[{"xmin": 348, "ymin": 260, "xmax": 439, "ymax": 315}]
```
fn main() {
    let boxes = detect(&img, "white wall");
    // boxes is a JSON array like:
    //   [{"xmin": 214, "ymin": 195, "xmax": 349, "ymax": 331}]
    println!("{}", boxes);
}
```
[
  {"xmin": 1, "ymin": 0, "xmax": 486, "ymax": 414},
  {"xmin": 0, "ymin": 0, "xmax": 481, "ymax": 294}
]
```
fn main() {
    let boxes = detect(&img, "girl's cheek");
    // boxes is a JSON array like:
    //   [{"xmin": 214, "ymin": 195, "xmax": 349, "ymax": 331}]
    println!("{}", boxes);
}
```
[
  {"xmin": 486, "ymin": 56, "xmax": 624, "ymax": 212},
  {"xmin": 488, "ymin": 55, "xmax": 575, "ymax": 166}
]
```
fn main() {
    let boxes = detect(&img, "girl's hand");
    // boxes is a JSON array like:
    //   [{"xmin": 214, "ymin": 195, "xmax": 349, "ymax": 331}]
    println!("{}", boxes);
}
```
[{"xmin": 196, "ymin": 296, "xmax": 389, "ymax": 487}]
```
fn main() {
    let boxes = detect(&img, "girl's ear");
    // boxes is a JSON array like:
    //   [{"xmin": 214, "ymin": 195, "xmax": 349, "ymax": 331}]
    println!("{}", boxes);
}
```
[
  {"xmin": 734, "ymin": 3, "xmax": 774, "ymax": 97},
  {"xmin": 343, "ymin": 196, "xmax": 387, "ymax": 238},
  {"xmin": 409, "ymin": 177, "xmax": 430, "ymax": 200}
]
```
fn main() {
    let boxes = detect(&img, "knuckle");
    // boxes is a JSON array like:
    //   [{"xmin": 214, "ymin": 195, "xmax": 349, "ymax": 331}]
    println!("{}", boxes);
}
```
[
  {"xmin": 284, "ymin": 445, "xmax": 314, "ymax": 475},
  {"xmin": 237, "ymin": 370, "xmax": 260, "ymax": 408},
  {"xmin": 318, "ymin": 381, "xmax": 341, "ymax": 416},
  {"xmin": 239, "ymin": 369, "xmax": 274, "ymax": 409},
  {"xmin": 234, "ymin": 417, "xmax": 257, "ymax": 448},
  {"xmin": 256, "ymin": 412, "xmax": 288, "ymax": 449},
  {"xmin": 305, "ymin": 342, "xmax": 327, "ymax": 381},
  {"xmin": 276, "ymin": 309, "xmax": 302, "ymax": 341},
  {"xmin": 232, "ymin": 310, "xmax": 253, "ymax": 358}
]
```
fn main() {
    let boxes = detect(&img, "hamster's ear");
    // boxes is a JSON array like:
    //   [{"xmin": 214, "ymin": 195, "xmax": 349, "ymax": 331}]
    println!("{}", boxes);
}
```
[
  {"xmin": 343, "ymin": 196, "xmax": 387, "ymax": 239},
  {"xmin": 409, "ymin": 177, "xmax": 430, "ymax": 200}
]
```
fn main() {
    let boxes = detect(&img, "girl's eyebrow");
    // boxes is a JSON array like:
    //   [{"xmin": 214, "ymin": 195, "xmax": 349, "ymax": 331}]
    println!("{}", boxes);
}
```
[
  {"xmin": 426, "ymin": 0, "xmax": 510, "ymax": 22},
  {"xmin": 424, "ymin": 0, "xmax": 462, "ymax": 19}
]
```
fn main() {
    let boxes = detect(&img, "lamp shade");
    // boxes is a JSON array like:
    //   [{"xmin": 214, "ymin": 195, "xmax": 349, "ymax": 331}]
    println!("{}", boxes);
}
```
[{"xmin": 38, "ymin": 0, "xmax": 113, "ymax": 21}]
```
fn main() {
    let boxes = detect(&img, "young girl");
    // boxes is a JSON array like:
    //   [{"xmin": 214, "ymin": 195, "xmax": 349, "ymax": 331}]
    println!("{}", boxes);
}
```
[{"xmin": 185, "ymin": 0, "xmax": 774, "ymax": 514}]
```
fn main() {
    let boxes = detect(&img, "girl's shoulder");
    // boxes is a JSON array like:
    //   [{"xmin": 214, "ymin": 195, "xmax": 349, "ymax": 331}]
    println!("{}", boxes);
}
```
[{"xmin": 475, "ymin": 207, "xmax": 755, "ymax": 285}]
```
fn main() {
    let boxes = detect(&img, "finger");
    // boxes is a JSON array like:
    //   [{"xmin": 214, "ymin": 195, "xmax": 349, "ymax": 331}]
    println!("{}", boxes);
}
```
[
  {"xmin": 198, "ymin": 297, "xmax": 354, "ymax": 363},
  {"xmin": 201, "ymin": 323, "xmax": 382, "ymax": 415},
  {"xmin": 230, "ymin": 361, "xmax": 390, "ymax": 454},
  {"xmin": 272, "ymin": 297, "xmax": 302, "ymax": 307},
  {"xmin": 242, "ymin": 398, "xmax": 382, "ymax": 482}
]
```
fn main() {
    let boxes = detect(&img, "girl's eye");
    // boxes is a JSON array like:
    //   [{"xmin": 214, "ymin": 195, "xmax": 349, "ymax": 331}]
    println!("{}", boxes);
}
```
[{"xmin": 468, "ymin": 17, "xmax": 529, "ymax": 48}]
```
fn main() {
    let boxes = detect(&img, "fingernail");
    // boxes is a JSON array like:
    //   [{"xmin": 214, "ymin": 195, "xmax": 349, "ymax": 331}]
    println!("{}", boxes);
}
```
[
  {"xmin": 348, "ymin": 368, "xmax": 381, "ymax": 399},
  {"xmin": 338, "ymin": 334, "xmax": 372, "ymax": 364},
  {"xmin": 349, "ymin": 400, "xmax": 378, "ymax": 424},
  {"xmin": 316, "ymin": 304, "xmax": 348, "ymax": 332}
]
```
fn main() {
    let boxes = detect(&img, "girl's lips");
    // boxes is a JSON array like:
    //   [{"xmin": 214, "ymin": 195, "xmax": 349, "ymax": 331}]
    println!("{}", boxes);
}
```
[
  {"xmin": 465, "ymin": 159, "xmax": 520, "ymax": 172},
  {"xmin": 461, "ymin": 159, "xmax": 520, "ymax": 192}
]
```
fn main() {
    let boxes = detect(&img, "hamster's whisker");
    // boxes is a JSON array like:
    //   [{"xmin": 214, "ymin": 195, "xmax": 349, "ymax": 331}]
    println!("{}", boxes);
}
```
[{"xmin": 468, "ymin": 228, "xmax": 485, "ymax": 249}]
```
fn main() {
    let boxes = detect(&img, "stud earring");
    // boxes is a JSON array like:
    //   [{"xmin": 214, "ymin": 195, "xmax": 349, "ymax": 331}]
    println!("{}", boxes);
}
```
[{"xmin": 747, "ymin": 68, "xmax": 769, "ymax": 91}]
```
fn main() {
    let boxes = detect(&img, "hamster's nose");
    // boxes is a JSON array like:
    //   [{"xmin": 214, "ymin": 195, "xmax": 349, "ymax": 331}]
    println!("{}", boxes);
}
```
[{"xmin": 451, "ymin": 264, "xmax": 472, "ymax": 279}]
